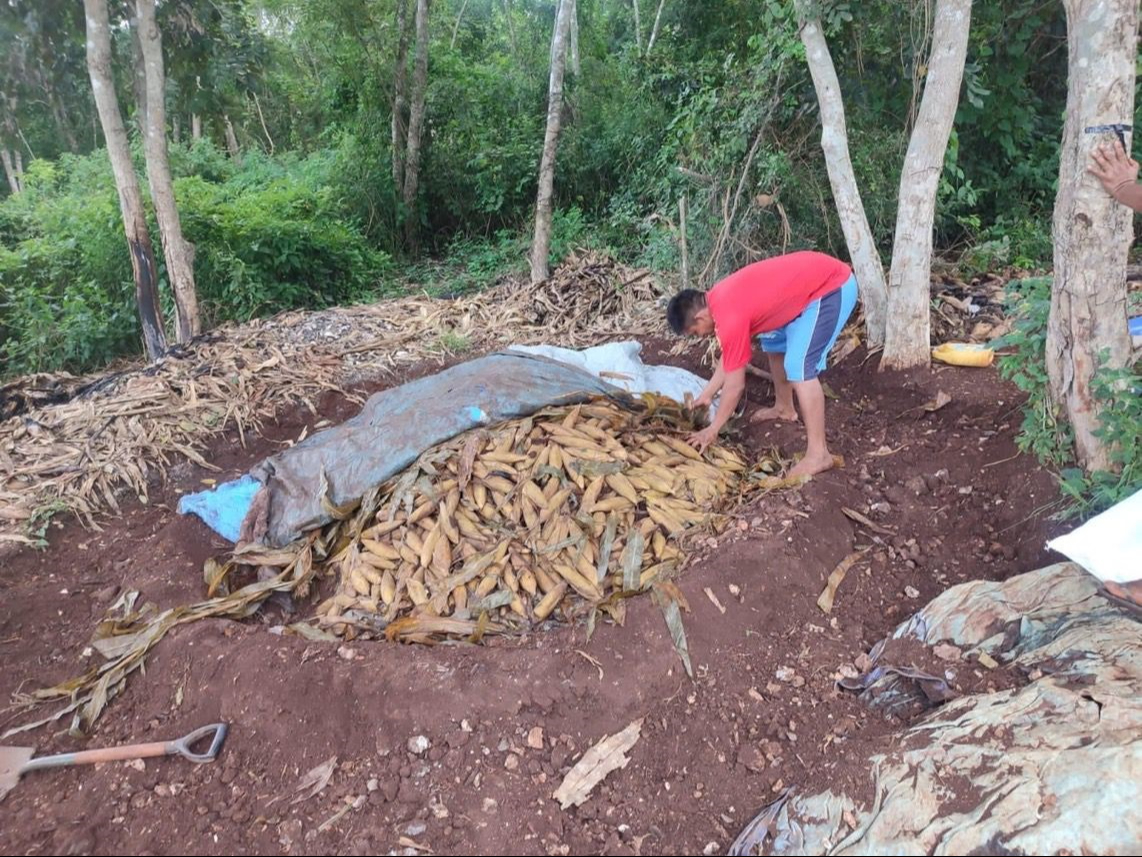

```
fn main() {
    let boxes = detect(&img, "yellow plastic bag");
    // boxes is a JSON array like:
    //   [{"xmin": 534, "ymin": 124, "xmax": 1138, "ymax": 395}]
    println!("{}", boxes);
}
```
[{"xmin": 932, "ymin": 342, "xmax": 994, "ymax": 367}]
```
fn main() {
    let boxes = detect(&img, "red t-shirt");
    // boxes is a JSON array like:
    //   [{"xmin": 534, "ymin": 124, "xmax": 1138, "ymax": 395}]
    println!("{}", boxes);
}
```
[{"xmin": 706, "ymin": 251, "xmax": 852, "ymax": 372}]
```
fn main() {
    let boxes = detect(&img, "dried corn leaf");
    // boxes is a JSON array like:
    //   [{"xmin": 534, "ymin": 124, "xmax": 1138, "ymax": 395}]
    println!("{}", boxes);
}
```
[
  {"xmin": 652, "ymin": 585, "xmax": 693, "ymax": 679},
  {"xmin": 552, "ymin": 719, "xmax": 643, "ymax": 809},
  {"xmin": 817, "ymin": 550, "xmax": 867, "ymax": 614}
]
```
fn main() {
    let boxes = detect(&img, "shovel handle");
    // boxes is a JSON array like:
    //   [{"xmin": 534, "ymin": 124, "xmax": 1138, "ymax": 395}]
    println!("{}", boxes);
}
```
[{"xmin": 20, "ymin": 723, "xmax": 228, "ymax": 774}]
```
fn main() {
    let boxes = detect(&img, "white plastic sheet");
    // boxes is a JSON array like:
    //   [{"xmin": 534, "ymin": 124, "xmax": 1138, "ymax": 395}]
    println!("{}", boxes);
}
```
[{"xmin": 1047, "ymin": 487, "xmax": 1142, "ymax": 585}]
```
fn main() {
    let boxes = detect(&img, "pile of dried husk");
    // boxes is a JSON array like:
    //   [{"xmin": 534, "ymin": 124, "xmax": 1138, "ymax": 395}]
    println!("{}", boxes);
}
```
[
  {"xmin": 260, "ymin": 397, "xmax": 755, "ymax": 645},
  {"xmin": 0, "ymin": 252, "xmax": 666, "ymax": 546}
]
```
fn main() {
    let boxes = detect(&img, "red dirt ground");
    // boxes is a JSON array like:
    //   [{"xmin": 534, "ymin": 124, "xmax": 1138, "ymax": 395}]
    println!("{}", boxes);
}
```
[{"xmin": 0, "ymin": 340, "xmax": 1062, "ymax": 856}]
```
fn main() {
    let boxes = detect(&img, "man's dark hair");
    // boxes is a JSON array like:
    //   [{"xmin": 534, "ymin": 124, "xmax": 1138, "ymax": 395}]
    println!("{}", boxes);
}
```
[{"xmin": 666, "ymin": 289, "xmax": 707, "ymax": 334}]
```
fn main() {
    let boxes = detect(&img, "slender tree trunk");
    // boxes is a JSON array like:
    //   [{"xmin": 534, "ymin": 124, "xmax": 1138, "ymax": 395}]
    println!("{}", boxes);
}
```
[
  {"xmin": 504, "ymin": 0, "xmax": 518, "ymax": 55},
  {"xmin": 392, "ymin": 0, "xmax": 411, "ymax": 192},
  {"xmin": 451, "ymin": 0, "xmax": 470, "ymax": 48},
  {"xmin": 632, "ymin": 0, "xmax": 643, "ymax": 56},
  {"xmin": 224, "ymin": 114, "xmax": 240, "ymax": 158},
  {"xmin": 130, "ymin": 12, "xmax": 148, "ymax": 135},
  {"xmin": 171, "ymin": 113, "xmax": 180, "ymax": 144},
  {"xmin": 1047, "ymin": 0, "xmax": 1137, "ymax": 471},
  {"xmin": 569, "ymin": 0, "xmax": 581, "ymax": 76},
  {"xmin": 797, "ymin": 9, "xmax": 888, "ymax": 346},
  {"xmin": 1, "ymin": 147, "xmax": 19, "ymax": 194},
  {"xmin": 402, "ymin": 0, "xmax": 431, "ymax": 250},
  {"xmin": 84, "ymin": 0, "xmax": 167, "ymax": 360},
  {"xmin": 646, "ymin": 0, "xmax": 667, "ymax": 54},
  {"xmin": 48, "ymin": 91, "xmax": 80, "ymax": 152},
  {"xmin": 191, "ymin": 113, "xmax": 202, "ymax": 140},
  {"xmin": 881, "ymin": 0, "xmax": 972, "ymax": 370},
  {"xmin": 530, "ymin": 0, "xmax": 574, "ymax": 284},
  {"xmin": 13, "ymin": 147, "xmax": 23, "ymax": 188},
  {"xmin": 136, "ymin": 0, "xmax": 200, "ymax": 342}
]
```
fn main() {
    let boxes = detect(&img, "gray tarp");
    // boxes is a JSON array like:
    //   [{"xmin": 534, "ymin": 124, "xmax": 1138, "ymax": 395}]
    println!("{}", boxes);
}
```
[
  {"xmin": 730, "ymin": 562, "xmax": 1141, "ymax": 856},
  {"xmin": 243, "ymin": 351, "xmax": 629, "ymax": 546}
]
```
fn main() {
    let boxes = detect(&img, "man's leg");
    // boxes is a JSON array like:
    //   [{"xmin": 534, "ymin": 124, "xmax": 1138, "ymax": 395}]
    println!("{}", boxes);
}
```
[
  {"xmin": 789, "ymin": 378, "xmax": 834, "ymax": 477},
  {"xmin": 751, "ymin": 352, "xmax": 798, "ymax": 422}
]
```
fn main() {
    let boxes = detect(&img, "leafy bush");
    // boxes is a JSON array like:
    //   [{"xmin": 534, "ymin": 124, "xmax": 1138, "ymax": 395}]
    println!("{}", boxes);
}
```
[{"xmin": 998, "ymin": 277, "xmax": 1141, "ymax": 517}]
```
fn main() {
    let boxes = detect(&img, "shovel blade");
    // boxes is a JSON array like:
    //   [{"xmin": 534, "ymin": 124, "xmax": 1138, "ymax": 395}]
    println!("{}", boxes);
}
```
[{"xmin": 0, "ymin": 746, "xmax": 36, "ymax": 801}]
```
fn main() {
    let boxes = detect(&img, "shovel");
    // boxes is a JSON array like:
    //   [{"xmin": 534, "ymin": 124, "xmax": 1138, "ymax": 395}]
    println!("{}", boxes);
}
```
[{"xmin": 0, "ymin": 722, "xmax": 228, "ymax": 801}]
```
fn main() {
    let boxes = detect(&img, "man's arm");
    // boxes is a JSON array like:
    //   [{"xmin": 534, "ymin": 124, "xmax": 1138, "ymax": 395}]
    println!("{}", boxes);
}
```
[
  {"xmin": 695, "ymin": 361, "xmax": 726, "ymax": 407},
  {"xmin": 687, "ymin": 367, "xmax": 745, "ymax": 451},
  {"xmin": 1089, "ymin": 141, "xmax": 1142, "ymax": 213}
]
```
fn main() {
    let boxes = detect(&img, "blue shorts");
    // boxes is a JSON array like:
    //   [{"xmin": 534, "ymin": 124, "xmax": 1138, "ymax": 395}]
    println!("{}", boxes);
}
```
[{"xmin": 757, "ymin": 274, "xmax": 858, "ymax": 382}]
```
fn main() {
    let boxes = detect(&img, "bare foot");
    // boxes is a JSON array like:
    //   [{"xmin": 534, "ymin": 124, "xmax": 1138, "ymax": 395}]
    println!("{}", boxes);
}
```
[
  {"xmin": 750, "ymin": 405, "xmax": 799, "ymax": 424},
  {"xmin": 788, "ymin": 450, "xmax": 835, "ymax": 479},
  {"xmin": 1105, "ymin": 580, "xmax": 1142, "ymax": 607}
]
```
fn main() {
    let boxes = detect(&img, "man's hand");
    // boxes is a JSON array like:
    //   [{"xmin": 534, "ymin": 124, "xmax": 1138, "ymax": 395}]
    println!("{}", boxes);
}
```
[
  {"xmin": 687, "ymin": 425, "xmax": 718, "ymax": 452},
  {"xmin": 1089, "ymin": 141, "xmax": 1139, "ymax": 197},
  {"xmin": 693, "ymin": 391, "xmax": 712, "ymax": 409}
]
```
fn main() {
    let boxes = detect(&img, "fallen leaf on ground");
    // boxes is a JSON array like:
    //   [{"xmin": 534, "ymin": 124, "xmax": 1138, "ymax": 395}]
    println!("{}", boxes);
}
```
[
  {"xmin": 841, "ymin": 506, "xmax": 896, "ymax": 536},
  {"xmin": 289, "ymin": 756, "xmax": 337, "ymax": 805},
  {"xmin": 816, "ymin": 550, "xmax": 867, "ymax": 614},
  {"xmin": 552, "ymin": 719, "xmax": 643, "ymax": 809},
  {"xmin": 704, "ymin": 587, "xmax": 727, "ymax": 615}
]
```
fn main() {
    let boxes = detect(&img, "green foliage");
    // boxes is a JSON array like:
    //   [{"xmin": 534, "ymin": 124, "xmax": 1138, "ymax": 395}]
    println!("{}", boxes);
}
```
[
  {"xmin": 998, "ymin": 277, "xmax": 1142, "ymax": 518},
  {"xmin": 0, "ymin": 142, "xmax": 388, "ymax": 375}
]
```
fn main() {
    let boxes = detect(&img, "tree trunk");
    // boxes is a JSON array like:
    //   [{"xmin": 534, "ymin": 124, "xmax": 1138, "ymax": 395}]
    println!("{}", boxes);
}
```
[
  {"xmin": 224, "ymin": 114, "xmax": 240, "ymax": 158},
  {"xmin": 451, "ymin": 0, "xmax": 470, "ymax": 49},
  {"xmin": 632, "ymin": 0, "xmax": 642, "ymax": 56},
  {"xmin": 402, "ymin": 0, "xmax": 430, "ymax": 250},
  {"xmin": 797, "ymin": 10, "xmax": 889, "ymax": 347},
  {"xmin": 504, "ymin": 0, "xmax": 517, "ymax": 55},
  {"xmin": 529, "ymin": 0, "xmax": 574, "ymax": 284},
  {"xmin": 880, "ymin": 0, "xmax": 971, "ymax": 371},
  {"xmin": 171, "ymin": 113, "xmax": 180, "ymax": 144},
  {"xmin": 392, "ymin": 0, "xmax": 411, "ymax": 191},
  {"xmin": 130, "ymin": 12, "xmax": 148, "ymax": 135},
  {"xmin": 13, "ymin": 147, "xmax": 23, "ymax": 188},
  {"xmin": 191, "ymin": 113, "xmax": 202, "ymax": 140},
  {"xmin": 49, "ymin": 91, "xmax": 80, "ymax": 153},
  {"xmin": 569, "ymin": 0, "xmax": 581, "ymax": 76},
  {"xmin": 1047, "ymin": 0, "xmax": 1137, "ymax": 471},
  {"xmin": 646, "ymin": 0, "xmax": 667, "ymax": 54},
  {"xmin": 136, "ymin": 0, "xmax": 200, "ymax": 343},
  {"xmin": 1, "ymin": 147, "xmax": 19, "ymax": 194},
  {"xmin": 84, "ymin": 0, "xmax": 167, "ymax": 360}
]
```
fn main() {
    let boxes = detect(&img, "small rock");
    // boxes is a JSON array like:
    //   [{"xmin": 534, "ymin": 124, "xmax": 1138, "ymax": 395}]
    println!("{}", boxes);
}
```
[
  {"xmin": 703, "ymin": 842, "xmax": 720, "ymax": 856},
  {"xmin": 382, "ymin": 781, "xmax": 399, "ymax": 802},
  {"xmin": 505, "ymin": 754, "xmax": 520, "ymax": 771},
  {"xmin": 407, "ymin": 735, "xmax": 430, "ymax": 756},
  {"xmin": 337, "ymin": 646, "xmax": 358, "ymax": 661},
  {"xmin": 904, "ymin": 475, "xmax": 928, "ymax": 495},
  {"xmin": 855, "ymin": 652, "xmax": 874, "ymax": 672},
  {"xmin": 527, "ymin": 727, "xmax": 545, "ymax": 749},
  {"xmin": 405, "ymin": 822, "xmax": 427, "ymax": 837},
  {"xmin": 836, "ymin": 663, "xmax": 859, "ymax": 680},
  {"xmin": 736, "ymin": 745, "xmax": 767, "ymax": 773},
  {"xmin": 904, "ymin": 586, "xmax": 921, "ymax": 599},
  {"xmin": 729, "ymin": 584, "xmax": 741, "ymax": 597},
  {"xmin": 482, "ymin": 797, "xmax": 499, "ymax": 815},
  {"xmin": 775, "ymin": 666, "xmax": 796, "ymax": 683},
  {"xmin": 367, "ymin": 778, "xmax": 379, "ymax": 792},
  {"xmin": 127, "ymin": 759, "xmax": 146, "ymax": 773},
  {"xmin": 933, "ymin": 643, "xmax": 962, "ymax": 662}
]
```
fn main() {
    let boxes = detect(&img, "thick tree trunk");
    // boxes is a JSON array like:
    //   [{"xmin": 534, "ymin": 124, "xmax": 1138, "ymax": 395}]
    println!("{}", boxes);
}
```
[
  {"xmin": 136, "ymin": 0, "xmax": 200, "ymax": 342},
  {"xmin": 401, "ymin": 0, "xmax": 431, "ymax": 250},
  {"xmin": 392, "ymin": 0, "xmax": 411, "ymax": 191},
  {"xmin": 1047, "ymin": 0, "xmax": 1137, "ymax": 471},
  {"xmin": 646, "ymin": 0, "xmax": 667, "ymax": 54},
  {"xmin": 84, "ymin": 0, "xmax": 167, "ymax": 360},
  {"xmin": 529, "ymin": 0, "xmax": 574, "ymax": 284},
  {"xmin": 224, "ymin": 114, "xmax": 240, "ymax": 158},
  {"xmin": 881, "ymin": 0, "xmax": 972, "ymax": 370},
  {"xmin": 797, "ymin": 11, "xmax": 889, "ymax": 347}
]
